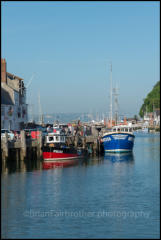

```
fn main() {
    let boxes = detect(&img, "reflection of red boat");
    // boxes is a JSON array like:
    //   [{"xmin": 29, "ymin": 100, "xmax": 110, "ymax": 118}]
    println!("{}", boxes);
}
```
[
  {"xmin": 43, "ymin": 159, "xmax": 79, "ymax": 169},
  {"xmin": 42, "ymin": 127, "xmax": 83, "ymax": 169}
]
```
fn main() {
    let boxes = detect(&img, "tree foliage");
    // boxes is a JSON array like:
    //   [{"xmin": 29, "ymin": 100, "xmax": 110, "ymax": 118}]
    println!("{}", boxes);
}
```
[{"xmin": 139, "ymin": 81, "xmax": 160, "ymax": 118}]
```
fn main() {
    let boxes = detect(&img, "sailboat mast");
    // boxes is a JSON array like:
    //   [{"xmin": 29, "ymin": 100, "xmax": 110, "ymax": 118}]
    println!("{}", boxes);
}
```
[
  {"xmin": 38, "ymin": 92, "xmax": 43, "ymax": 124},
  {"xmin": 113, "ymin": 83, "xmax": 119, "ymax": 125},
  {"xmin": 110, "ymin": 63, "xmax": 113, "ymax": 127}
]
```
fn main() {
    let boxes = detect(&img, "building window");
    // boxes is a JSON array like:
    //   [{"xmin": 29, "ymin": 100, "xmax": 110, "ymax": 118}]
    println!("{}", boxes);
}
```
[
  {"xmin": 8, "ymin": 106, "xmax": 13, "ymax": 116},
  {"xmin": 22, "ymin": 108, "xmax": 26, "ymax": 118},
  {"xmin": 9, "ymin": 120, "xmax": 12, "ymax": 130},
  {"xmin": 1, "ymin": 106, "xmax": 5, "ymax": 116},
  {"xmin": 17, "ymin": 107, "xmax": 21, "ymax": 118}
]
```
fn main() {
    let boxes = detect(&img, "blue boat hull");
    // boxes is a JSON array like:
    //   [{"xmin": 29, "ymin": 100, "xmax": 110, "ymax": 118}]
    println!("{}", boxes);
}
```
[{"xmin": 102, "ymin": 133, "xmax": 135, "ymax": 152}]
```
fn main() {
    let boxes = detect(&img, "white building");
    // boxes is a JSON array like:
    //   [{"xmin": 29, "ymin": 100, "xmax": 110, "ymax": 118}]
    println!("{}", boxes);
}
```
[
  {"xmin": 153, "ymin": 109, "xmax": 160, "ymax": 126},
  {"xmin": 143, "ymin": 110, "xmax": 160, "ymax": 127},
  {"xmin": 1, "ymin": 59, "xmax": 28, "ymax": 130}
]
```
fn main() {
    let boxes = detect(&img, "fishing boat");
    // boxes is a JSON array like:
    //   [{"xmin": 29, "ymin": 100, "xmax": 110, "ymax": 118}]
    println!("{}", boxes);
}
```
[
  {"xmin": 42, "ymin": 127, "xmax": 83, "ymax": 169},
  {"xmin": 102, "ymin": 125, "xmax": 135, "ymax": 153},
  {"xmin": 102, "ymin": 63, "xmax": 135, "ymax": 153}
]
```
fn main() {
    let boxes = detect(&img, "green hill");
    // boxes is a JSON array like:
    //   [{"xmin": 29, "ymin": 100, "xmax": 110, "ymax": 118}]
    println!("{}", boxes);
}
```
[{"xmin": 139, "ymin": 81, "xmax": 160, "ymax": 118}]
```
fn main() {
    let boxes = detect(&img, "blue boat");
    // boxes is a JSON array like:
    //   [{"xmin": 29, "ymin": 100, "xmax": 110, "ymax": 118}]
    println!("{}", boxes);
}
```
[{"xmin": 102, "ymin": 125, "xmax": 135, "ymax": 153}]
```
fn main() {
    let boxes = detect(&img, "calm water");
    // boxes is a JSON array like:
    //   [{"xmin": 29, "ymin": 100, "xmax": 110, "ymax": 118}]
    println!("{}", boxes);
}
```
[{"xmin": 1, "ymin": 133, "xmax": 160, "ymax": 239}]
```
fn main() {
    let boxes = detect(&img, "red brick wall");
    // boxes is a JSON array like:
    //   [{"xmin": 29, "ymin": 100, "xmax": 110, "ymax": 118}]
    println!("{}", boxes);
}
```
[{"xmin": 1, "ymin": 58, "xmax": 7, "ymax": 83}]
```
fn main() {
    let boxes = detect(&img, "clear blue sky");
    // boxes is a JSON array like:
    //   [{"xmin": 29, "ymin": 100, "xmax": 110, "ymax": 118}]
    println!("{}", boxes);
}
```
[{"xmin": 2, "ymin": 1, "xmax": 160, "ymax": 117}]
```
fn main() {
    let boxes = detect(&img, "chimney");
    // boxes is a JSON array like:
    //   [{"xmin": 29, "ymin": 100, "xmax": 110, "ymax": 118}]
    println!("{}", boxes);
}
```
[{"xmin": 1, "ymin": 58, "xmax": 7, "ymax": 83}]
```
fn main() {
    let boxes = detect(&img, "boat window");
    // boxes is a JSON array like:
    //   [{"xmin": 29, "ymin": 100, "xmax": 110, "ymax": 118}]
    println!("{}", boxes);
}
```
[
  {"xmin": 118, "ymin": 128, "xmax": 120, "ymax": 131},
  {"xmin": 55, "ymin": 136, "xmax": 59, "ymax": 141},
  {"xmin": 60, "ymin": 136, "xmax": 65, "ymax": 141},
  {"xmin": 49, "ymin": 136, "xmax": 54, "ymax": 141},
  {"xmin": 129, "ymin": 128, "xmax": 132, "ymax": 132},
  {"xmin": 125, "ymin": 128, "xmax": 128, "ymax": 132}
]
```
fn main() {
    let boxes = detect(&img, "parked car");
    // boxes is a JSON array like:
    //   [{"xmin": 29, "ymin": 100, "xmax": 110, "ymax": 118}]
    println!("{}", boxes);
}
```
[{"xmin": 1, "ymin": 129, "xmax": 15, "ymax": 140}]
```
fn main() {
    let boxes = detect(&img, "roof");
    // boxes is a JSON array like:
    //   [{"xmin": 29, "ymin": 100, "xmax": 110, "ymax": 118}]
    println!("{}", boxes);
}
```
[
  {"xmin": 7, "ymin": 72, "xmax": 23, "ymax": 81},
  {"xmin": 1, "ymin": 88, "xmax": 14, "ymax": 105}
]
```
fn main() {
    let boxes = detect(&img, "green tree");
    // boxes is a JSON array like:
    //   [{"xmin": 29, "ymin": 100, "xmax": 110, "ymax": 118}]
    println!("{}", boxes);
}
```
[{"xmin": 139, "ymin": 81, "xmax": 160, "ymax": 118}]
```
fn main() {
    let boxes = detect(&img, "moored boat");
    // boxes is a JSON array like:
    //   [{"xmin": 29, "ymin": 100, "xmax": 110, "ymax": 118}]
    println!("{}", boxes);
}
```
[
  {"xmin": 42, "ymin": 127, "xmax": 83, "ymax": 169},
  {"xmin": 102, "ymin": 63, "xmax": 135, "ymax": 153},
  {"xmin": 102, "ymin": 125, "xmax": 135, "ymax": 153}
]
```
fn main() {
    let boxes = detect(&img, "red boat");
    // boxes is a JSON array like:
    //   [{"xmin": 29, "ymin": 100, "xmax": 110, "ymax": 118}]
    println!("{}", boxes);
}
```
[{"xmin": 42, "ymin": 127, "xmax": 83, "ymax": 169}]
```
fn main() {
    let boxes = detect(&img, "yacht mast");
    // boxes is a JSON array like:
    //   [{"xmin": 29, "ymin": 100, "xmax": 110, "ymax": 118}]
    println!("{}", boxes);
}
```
[
  {"xmin": 113, "ymin": 83, "xmax": 119, "ymax": 125},
  {"xmin": 110, "ymin": 63, "xmax": 113, "ymax": 127},
  {"xmin": 38, "ymin": 92, "xmax": 43, "ymax": 125}
]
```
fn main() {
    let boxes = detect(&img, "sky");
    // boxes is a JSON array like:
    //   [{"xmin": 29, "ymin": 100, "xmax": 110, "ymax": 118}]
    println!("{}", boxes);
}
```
[{"xmin": 1, "ymin": 1, "xmax": 160, "ymax": 118}]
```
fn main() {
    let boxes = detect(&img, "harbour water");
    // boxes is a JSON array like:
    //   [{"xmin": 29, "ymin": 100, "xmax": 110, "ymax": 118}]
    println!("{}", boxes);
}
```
[{"xmin": 1, "ymin": 133, "xmax": 160, "ymax": 239}]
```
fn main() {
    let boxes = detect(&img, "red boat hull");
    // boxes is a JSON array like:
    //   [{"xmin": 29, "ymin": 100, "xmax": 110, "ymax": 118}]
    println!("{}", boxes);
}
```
[{"xmin": 42, "ymin": 152, "xmax": 81, "ymax": 169}]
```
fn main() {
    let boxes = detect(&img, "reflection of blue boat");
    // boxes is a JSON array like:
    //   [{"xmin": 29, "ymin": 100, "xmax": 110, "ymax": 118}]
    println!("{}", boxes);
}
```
[
  {"xmin": 104, "ymin": 152, "xmax": 134, "ymax": 162},
  {"xmin": 102, "ymin": 125, "xmax": 135, "ymax": 153}
]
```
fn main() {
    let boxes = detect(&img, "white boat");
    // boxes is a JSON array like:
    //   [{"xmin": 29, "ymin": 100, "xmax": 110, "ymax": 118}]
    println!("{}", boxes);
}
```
[{"xmin": 141, "ymin": 126, "xmax": 149, "ymax": 133}]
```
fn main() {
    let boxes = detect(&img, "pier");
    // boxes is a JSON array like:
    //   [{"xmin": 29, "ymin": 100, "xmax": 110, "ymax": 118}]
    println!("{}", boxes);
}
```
[
  {"xmin": 1, "ymin": 122, "xmax": 160, "ymax": 167},
  {"xmin": 1, "ymin": 131, "xmax": 42, "ymax": 162},
  {"xmin": 1, "ymin": 127, "xmax": 104, "ymax": 165}
]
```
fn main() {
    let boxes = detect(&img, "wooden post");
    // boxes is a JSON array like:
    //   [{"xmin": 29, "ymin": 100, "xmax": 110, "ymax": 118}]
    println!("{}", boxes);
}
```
[
  {"xmin": 2, "ymin": 133, "xmax": 8, "ymax": 161},
  {"xmin": 19, "ymin": 160, "xmax": 26, "ymax": 172},
  {"xmin": 74, "ymin": 136, "xmax": 78, "ymax": 148},
  {"xmin": 37, "ymin": 131, "xmax": 42, "ymax": 159},
  {"xmin": 20, "ymin": 130, "xmax": 26, "ymax": 161},
  {"xmin": 82, "ymin": 137, "xmax": 86, "ymax": 149},
  {"xmin": 91, "ymin": 126, "xmax": 99, "ymax": 137},
  {"xmin": 97, "ymin": 137, "xmax": 101, "ymax": 156},
  {"xmin": 93, "ymin": 139, "xmax": 97, "ymax": 156},
  {"xmin": 16, "ymin": 149, "xmax": 19, "ymax": 165}
]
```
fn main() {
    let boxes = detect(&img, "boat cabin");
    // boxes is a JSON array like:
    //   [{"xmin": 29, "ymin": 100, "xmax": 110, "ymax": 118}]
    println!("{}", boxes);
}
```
[
  {"xmin": 46, "ymin": 133, "xmax": 66, "ymax": 144},
  {"xmin": 112, "ymin": 125, "xmax": 133, "ymax": 133}
]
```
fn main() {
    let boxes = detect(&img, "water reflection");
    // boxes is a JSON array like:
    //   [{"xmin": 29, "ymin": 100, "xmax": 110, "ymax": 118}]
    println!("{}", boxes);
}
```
[
  {"xmin": 1, "ymin": 153, "xmax": 135, "ymax": 174},
  {"xmin": 1, "ymin": 158, "xmax": 43, "ymax": 175},
  {"xmin": 80, "ymin": 156, "xmax": 104, "ymax": 166},
  {"xmin": 104, "ymin": 152, "xmax": 134, "ymax": 163},
  {"xmin": 1, "ymin": 134, "xmax": 159, "ymax": 239}
]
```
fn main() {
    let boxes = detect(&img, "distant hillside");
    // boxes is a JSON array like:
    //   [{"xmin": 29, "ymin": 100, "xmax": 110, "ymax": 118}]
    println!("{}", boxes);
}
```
[{"xmin": 139, "ymin": 81, "xmax": 160, "ymax": 118}]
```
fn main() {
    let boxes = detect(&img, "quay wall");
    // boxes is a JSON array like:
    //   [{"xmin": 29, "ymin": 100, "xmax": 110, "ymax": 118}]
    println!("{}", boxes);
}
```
[
  {"xmin": 2, "ymin": 124, "xmax": 159, "ymax": 166},
  {"xmin": 1, "ymin": 129, "xmax": 104, "ymax": 164}
]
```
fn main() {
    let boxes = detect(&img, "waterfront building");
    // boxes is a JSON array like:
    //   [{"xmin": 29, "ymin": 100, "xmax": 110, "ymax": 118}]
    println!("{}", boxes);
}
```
[
  {"xmin": 143, "ymin": 110, "xmax": 160, "ymax": 127},
  {"xmin": 153, "ymin": 109, "xmax": 160, "ymax": 126},
  {"xmin": 1, "ymin": 59, "xmax": 28, "ymax": 130}
]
